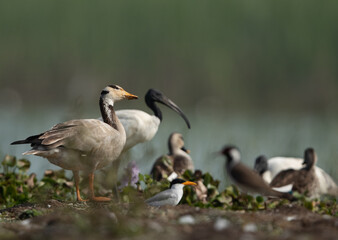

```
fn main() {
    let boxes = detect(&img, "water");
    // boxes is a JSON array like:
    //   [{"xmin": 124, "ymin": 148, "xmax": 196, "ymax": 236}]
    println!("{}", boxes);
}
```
[{"xmin": 1, "ymin": 107, "xmax": 337, "ymax": 190}]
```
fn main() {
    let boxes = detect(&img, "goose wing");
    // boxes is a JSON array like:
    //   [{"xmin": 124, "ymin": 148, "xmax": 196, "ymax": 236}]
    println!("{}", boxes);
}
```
[{"xmin": 22, "ymin": 119, "xmax": 118, "ymax": 153}]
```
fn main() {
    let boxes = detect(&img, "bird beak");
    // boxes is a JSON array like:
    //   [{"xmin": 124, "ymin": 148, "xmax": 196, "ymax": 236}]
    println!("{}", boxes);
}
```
[
  {"xmin": 156, "ymin": 94, "xmax": 191, "ymax": 129},
  {"xmin": 123, "ymin": 90, "xmax": 138, "ymax": 100},
  {"xmin": 183, "ymin": 181, "xmax": 197, "ymax": 186},
  {"xmin": 181, "ymin": 146, "xmax": 191, "ymax": 154}
]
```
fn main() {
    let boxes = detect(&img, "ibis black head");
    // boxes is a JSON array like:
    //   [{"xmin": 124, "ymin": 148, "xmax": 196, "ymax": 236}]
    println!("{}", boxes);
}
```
[
  {"xmin": 145, "ymin": 89, "xmax": 191, "ymax": 128},
  {"xmin": 254, "ymin": 155, "xmax": 268, "ymax": 175}
]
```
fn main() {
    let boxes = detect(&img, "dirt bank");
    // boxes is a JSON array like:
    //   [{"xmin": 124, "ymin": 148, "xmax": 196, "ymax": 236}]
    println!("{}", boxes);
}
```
[{"xmin": 0, "ymin": 200, "xmax": 337, "ymax": 240}]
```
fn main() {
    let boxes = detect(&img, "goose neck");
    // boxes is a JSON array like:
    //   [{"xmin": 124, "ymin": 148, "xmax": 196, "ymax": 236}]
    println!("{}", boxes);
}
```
[{"xmin": 100, "ymin": 98, "xmax": 120, "ymax": 131}]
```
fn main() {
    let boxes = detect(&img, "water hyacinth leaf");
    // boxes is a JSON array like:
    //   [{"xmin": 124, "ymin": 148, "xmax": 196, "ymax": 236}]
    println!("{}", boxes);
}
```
[
  {"xmin": 17, "ymin": 159, "xmax": 31, "ymax": 171},
  {"xmin": 41, "ymin": 177, "xmax": 58, "ymax": 185},
  {"xmin": 138, "ymin": 173, "xmax": 144, "ymax": 182},
  {"xmin": 182, "ymin": 170, "xmax": 194, "ymax": 180},
  {"xmin": 2, "ymin": 155, "xmax": 16, "ymax": 167},
  {"xmin": 256, "ymin": 196, "xmax": 264, "ymax": 203},
  {"xmin": 203, "ymin": 172, "xmax": 213, "ymax": 186}
]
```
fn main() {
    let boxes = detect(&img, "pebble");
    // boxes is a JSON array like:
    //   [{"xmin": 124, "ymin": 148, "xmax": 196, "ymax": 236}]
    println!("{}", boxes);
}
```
[
  {"xmin": 322, "ymin": 215, "xmax": 332, "ymax": 220},
  {"xmin": 20, "ymin": 219, "xmax": 31, "ymax": 227},
  {"xmin": 178, "ymin": 215, "xmax": 195, "ymax": 225},
  {"xmin": 243, "ymin": 223, "xmax": 257, "ymax": 232},
  {"xmin": 148, "ymin": 221, "xmax": 163, "ymax": 232},
  {"xmin": 108, "ymin": 212, "xmax": 118, "ymax": 223},
  {"xmin": 285, "ymin": 215, "xmax": 297, "ymax": 221},
  {"xmin": 214, "ymin": 217, "xmax": 231, "ymax": 231}
]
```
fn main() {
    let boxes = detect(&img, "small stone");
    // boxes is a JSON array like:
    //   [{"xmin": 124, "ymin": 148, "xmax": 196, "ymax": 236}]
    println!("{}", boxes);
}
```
[
  {"xmin": 178, "ymin": 215, "xmax": 195, "ymax": 225},
  {"xmin": 47, "ymin": 205, "xmax": 51, "ymax": 208},
  {"xmin": 20, "ymin": 219, "xmax": 31, "ymax": 227},
  {"xmin": 322, "ymin": 215, "xmax": 332, "ymax": 220},
  {"xmin": 214, "ymin": 217, "xmax": 230, "ymax": 231},
  {"xmin": 148, "ymin": 221, "xmax": 163, "ymax": 232},
  {"xmin": 243, "ymin": 223, "xmax": 257, "ymax": 232},
  {"xmin": 285, "ymin": 215, "xmax": 297, "ymax": 221},
  {"xmin": 108, "ymin": 212, "xmax": 118, "ymax": 223}
]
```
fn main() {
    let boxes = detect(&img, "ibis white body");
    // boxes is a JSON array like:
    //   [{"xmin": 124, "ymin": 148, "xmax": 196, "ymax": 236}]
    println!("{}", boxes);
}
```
[{"xmin": 116, "ymin": 110, "xmax": 160, "ymax": 151}]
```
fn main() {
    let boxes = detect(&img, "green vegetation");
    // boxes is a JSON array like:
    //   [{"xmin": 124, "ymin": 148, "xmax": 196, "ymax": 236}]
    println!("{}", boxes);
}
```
[
  {"xmin": 1, "ymin": 155, "xmax": 337, "ymax": 217},
  {"xmin": 0, "ymin": 155, "xmax": 75, "ymax": 208}
]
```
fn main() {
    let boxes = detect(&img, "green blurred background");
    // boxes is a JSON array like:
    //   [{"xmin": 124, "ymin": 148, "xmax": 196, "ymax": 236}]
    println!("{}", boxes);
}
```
[{"xmin": 1, "ymin": 1, "xmax": 337, "ymax": 183}]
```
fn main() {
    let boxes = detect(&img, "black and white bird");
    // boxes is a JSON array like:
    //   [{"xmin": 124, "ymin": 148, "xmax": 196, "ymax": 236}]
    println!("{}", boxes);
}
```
[
  {"xmin": 270, "ymin": 148, "xmax": 323, "ymax": 198},
  {"xmin": 221, "ymin": 145, "xmax": 294, "ymax": 200},
  {"xmin": 145, "ymin": 178, "xmax": 197, "ymax": 206},
  {"xmin": 108, "ymin": 89, "xmax": 191, "ymax": 190},
  {"xmin": 150, "ymin": 132, "xmax": 194, "ymax": 181},
  {"xmin": 255, "ymin": 153, "xmax": 338, "ymax": 197},
  {"xmin": 116, "ymin": 89, "xmax": 191, "ymax": 151},
  {"xmin": 11, "ymin": 85, "xmax": 138, "ymax": 202}
]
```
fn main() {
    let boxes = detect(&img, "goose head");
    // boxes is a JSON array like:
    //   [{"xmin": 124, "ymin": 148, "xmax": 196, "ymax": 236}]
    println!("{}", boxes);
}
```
[
  {"xmin": 254, "ymin": 155, "xmax": 268, "ymax": 175},
  {"xmin": 302, "ymin": 148, "xmax": 317, "ymax": 171},
  {"xmin": 100, "ymin": 85, "xmax": 138, "ymax": 105},
  {"xmin": 168, "ymin": 132, "xmax": 190, "ymax": 154}
]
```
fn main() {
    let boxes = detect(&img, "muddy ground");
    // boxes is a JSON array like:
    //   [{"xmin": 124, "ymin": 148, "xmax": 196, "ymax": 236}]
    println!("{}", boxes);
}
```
[{"xmin": 0, "ymin": 200, "xmax": 337, "ymax": 240}]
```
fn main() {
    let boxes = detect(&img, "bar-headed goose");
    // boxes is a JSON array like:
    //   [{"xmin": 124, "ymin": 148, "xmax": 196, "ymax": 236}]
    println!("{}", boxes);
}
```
[
  {"xmin": 11, "ymin": 85, "xmax": 138, "ymax": 202},
  {"xmin": 255, "ymin": 153, "xmax": 338, "ymax": 197},
  {"xmin": 270, "ymin": 148, "xmax": 320, "ymax": 198},
  {"xmin": 150, "ymin": 132, "xmax": 194, "ymax": 181},
  {"xmin": 221, "ymin": 145, "xmax": 294, "ymax": 200}
]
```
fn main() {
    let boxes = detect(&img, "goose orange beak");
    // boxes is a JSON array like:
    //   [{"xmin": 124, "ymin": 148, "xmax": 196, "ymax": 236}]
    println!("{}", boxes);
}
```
[{"xmin": 123, "ymin": 90, "xmax": 138, "ymax": 100}]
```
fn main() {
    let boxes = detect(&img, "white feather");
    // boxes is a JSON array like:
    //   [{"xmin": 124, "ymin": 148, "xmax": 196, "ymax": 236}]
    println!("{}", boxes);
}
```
[
  {"xmin": 272, "ymin": 184, "xmax": 293, "ymax": 193},
  {"xmin": 116, "ymin": 110, "xmax": 160, "ymax": 151}
]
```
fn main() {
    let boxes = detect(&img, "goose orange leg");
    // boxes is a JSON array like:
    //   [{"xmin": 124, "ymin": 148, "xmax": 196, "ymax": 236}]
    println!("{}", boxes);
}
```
[
  {"xmin": 88, "ymin": 172, "xmax": 111, "ymax": 202},
  {"xmin": 73, "ymin": 170, "xmax": 88, "ymax": 202}
]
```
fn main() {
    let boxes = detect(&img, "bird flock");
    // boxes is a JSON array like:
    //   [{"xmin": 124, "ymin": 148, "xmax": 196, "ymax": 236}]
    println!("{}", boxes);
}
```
[{"xmin": 11, "ymin": 84, "xmax": 338, "ymax": 206}]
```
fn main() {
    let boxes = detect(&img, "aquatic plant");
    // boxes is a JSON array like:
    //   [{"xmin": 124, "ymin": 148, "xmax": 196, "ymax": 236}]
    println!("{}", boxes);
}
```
[{"xmin": 0, "ymin": 155, "xmax": 336, "ymax": 217}]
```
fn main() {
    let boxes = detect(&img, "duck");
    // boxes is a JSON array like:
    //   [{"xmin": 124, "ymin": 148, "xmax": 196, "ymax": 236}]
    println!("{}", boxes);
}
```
[
  {"xmin": 145, "ymin": 178, "xmax": 197, "ymax": 206},
  {"xmin": 255, "ymin": 154, "xmax": 338, "ymax": 196},
  {"xmin": 150, "ymin": 132, "xmax": 194, "ymax": 181},
  {"xmin": 270, "ymin": 148, "xmax": 321, "ymax": 198},
  {"xmin": 11, "ymin": 85, "xmax": 138, "ymax": 202},
  {"xmin": 221, "ymin": 145, "xmax": 294, "ymax": 200}
]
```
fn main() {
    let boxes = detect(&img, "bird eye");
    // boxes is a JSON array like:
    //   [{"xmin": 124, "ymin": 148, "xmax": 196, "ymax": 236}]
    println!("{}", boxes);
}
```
[{"xmin": 101, "ymin": 90, "xmax": 109, "ymax": 95}]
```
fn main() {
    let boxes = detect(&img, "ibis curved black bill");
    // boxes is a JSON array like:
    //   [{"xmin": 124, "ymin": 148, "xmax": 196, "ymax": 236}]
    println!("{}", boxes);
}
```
[{"xmin": 145, "ymin": 89, "xmax": 191, "ymax": 129}]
